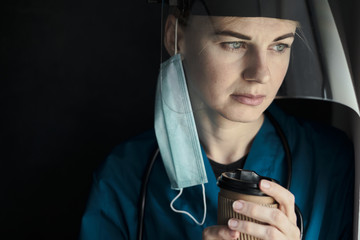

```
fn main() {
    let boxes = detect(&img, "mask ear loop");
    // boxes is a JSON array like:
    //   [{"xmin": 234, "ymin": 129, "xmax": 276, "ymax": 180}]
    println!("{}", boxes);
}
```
[
  {"xmin": 170, "ymin": 184, "xmax": 207, "ymax": 226},
  {"xmin": 168, "ymin": 18, "xmax": 207, "ymax": 226},
  {"xmin": 174, "ymin": 18, "xmax": 178, "ymax": 55}
]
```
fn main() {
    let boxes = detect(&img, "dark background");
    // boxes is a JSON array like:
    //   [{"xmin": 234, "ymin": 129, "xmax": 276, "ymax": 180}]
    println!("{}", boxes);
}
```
[
  {"xmin": 0, "ymin": 0, "xmax": 358, "ymax": 239},
  {"xmin": 1, "ymin": 1, "xmax": 160, "ymax": 239}
]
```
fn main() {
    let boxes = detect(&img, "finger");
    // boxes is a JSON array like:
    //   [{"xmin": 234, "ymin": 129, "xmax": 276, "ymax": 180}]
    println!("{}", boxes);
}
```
[
  {"xmin": 228, "ymin": 218, "xmax": 287, "ymax": 240},
  {"xmin": 202, "ymin": 225, "xmax": 239, "ymax": 240},
  {"xmin": 232, "ymin": 200, "xmax": 298, "ymax": 236},
  {"xmin": 260, "ymin": 180, "xmax": 297, "ymax": 224}
]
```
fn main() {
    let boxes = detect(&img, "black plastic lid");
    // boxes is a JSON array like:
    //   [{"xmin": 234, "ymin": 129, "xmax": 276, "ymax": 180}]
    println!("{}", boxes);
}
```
[{"xmin": 217, "ymin": 169, "xmax": 278, "ymax": 196}]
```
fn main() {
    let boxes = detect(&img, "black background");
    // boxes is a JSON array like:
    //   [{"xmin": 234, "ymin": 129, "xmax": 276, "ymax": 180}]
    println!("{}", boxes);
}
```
[
  {"xmin": 0, "ymin": 0, "xmax": 358, "ymax": 239},
  {"xmin": 1, "ymin": 1, "xmax": 160, "ymax": 239}
]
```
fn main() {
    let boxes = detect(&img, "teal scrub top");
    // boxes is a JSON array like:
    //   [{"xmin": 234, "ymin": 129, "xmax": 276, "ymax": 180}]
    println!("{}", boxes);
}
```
[{"xmin": 79, "ymin": 104, "xmax": 354, "ymax": 239}]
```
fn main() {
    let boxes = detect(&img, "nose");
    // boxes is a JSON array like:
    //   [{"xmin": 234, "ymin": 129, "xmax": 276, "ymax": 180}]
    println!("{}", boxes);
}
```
[{"xmin": 242, "ymin": 49, "xmax": 270, "ymax": 83}]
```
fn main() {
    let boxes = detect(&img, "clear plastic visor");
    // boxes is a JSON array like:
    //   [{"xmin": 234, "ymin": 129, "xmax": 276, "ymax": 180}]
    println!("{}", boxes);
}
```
[{"xmin": 159, "ymin": 0, "xmax": 359, "ymax": 116}]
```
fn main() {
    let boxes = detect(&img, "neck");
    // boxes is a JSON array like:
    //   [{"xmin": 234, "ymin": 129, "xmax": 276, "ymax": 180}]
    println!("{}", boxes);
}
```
[{"xmin": 194, "ymin": 111, "xmax": 264, "ymax": 165}]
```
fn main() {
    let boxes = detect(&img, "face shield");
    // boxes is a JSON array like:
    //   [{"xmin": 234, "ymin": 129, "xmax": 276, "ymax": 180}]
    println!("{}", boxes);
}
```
[
  {"xmin": 155, "ymin": 0, "xmax": 359, "ymax": 116},
  {"xmin": 151, "ymin": 0, "xmax": 359, "ymax": 191}
]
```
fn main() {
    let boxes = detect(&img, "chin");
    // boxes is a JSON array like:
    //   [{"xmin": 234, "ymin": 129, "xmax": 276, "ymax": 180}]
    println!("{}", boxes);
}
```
[
  {"xmin": 215, "ymin": 98, "xmax": 272, "ymax": 123},
  {"xmin": 222, "ymin": 108, "xmax": 265, "ymax": 123}
]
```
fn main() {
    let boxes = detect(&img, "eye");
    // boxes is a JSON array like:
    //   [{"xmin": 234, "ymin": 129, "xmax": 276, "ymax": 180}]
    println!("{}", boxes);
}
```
[
  {"xmin": 272, "ymin": 43, "xmax": 289, "ymax": 52},
  {"xmin": 229, "ymin": 42, "xmax": 243, "ymax": 49},
  {"xmin": 221, "ymin": 41, "xmax": 246, "ymax": 52}
]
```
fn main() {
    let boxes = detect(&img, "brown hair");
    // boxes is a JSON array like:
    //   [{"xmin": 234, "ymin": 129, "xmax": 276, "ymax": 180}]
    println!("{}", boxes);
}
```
[{"xmin": 170, "ymin": 7, "xmax": 190, "ymax": 26}]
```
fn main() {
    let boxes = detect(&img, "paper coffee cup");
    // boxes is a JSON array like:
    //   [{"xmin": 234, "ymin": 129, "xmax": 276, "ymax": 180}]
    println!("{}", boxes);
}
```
[{"xmin": 217, "ymin": 169, "xmax": 278, "ymax": 240}]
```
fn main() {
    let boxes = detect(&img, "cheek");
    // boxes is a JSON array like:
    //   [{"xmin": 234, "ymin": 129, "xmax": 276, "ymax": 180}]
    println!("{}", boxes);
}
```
[
  {"xmin": 275, "ymin": 65, "xmax": 288, "ymax": 83},
  {"xmin": 270, "ymin": 57, "xmax": 291, "ymax": 89},
  {"xmin": 184, "ymin": 48, "xmax": 218, "ymax": 91},
  {"xmin": 184, "ymin": 57, "xmax": 218, "ymax": 104}
]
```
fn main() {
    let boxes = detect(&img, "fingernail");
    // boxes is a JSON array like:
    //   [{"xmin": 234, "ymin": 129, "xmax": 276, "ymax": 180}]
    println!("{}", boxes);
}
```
[
  {"xmin": 233, "ymin": 201, "xmax": 243, "ymax": 210},
  {"xmin": 230, "ymin": 230, "xmax": 237, "ymax": 238},
  {"xmin": 228, "ymin": 219, "xmax": 238, "ymax": 228},
  {"xmin": 261, "ymin": 180, "xmax": 271, "ymax": 189}
]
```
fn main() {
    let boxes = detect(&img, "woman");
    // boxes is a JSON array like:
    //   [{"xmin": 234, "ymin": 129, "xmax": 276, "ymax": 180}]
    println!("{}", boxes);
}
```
[{"xmin": 80, "ymin": 1, "xmax": 354, "ymax": 239}]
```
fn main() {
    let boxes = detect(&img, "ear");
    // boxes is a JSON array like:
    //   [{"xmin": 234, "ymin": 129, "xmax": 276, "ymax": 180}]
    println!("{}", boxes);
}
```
[{"xmin": 164, "ymin": 15, "xmax": 185, "ymax": 56}]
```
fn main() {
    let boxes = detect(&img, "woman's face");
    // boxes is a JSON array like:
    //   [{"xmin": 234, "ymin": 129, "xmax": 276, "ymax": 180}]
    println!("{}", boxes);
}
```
[{"xmin": 181, "ymin": 16, "xmax": 297, "ymax": 123}]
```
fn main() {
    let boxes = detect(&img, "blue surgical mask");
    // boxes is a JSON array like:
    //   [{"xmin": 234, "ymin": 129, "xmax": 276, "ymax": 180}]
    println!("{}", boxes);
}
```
[
  {"xmin": 154, "ymin": 53, "xmax": 208, "ymax": 226},
  {"xmin": 154, "ymin": 53, "xmax": 208, "ymax": 190}
]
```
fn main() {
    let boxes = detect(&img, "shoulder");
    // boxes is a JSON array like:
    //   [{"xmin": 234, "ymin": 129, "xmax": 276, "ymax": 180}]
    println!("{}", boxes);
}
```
[
  {"xmin": 94, "ymin": 129, "xmax": 158, "ymax": 183},
  {"xmin": 268, "ymin": 103, "xmax": 353, "ymax": 162},
  {"xmin": 80, "ymin": 130, "xmax": 158, "ymax": 239},
  {"xmin": 110, "ymin": 129, "xmax": 157, "ymax": 161}
]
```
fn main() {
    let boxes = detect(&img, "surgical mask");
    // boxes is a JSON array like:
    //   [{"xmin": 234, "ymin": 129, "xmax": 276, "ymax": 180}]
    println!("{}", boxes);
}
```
[
  {"xmin": 154, "ymin": 53, "xmax": 207, "ymax": 225},
  {"xmin": 154, "ymin": 20, "xmax": 208, "ymax": 224},
  {"xmin": 154, "ymin": 53, "xmax": 208, "ymax": 190}
]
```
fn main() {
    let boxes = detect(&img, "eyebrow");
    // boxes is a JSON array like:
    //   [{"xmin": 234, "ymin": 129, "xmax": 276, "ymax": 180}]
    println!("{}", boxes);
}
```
[
  {"xmin": 214, "ymin": 30, "xmax": 295, "ymax": 42},
  {"xmin": 273, "ymin": 33, "xmax": 295, "ymax": 41},
  {"xmin": 215, "ymin": 30, "xmax": 251, "ymax": 40}
]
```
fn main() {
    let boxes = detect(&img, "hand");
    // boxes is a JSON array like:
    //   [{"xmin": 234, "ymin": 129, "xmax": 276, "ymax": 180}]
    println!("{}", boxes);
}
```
[
  {"xmin": 202, "ymin": 225, "xmax": 240, "ymax": 240},
  {"xmin": 227, "ymin": 180, "xmax": 300, "ymax": 240}
]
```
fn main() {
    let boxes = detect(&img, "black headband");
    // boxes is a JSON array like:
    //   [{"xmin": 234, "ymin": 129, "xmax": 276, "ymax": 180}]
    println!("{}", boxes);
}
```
[
  {"xmin": 147, "ymin": 0, "xmax": 299, "ymax": 21},
  {"xmin": 190, "ymin": 0, "xmax": 297, "ymax": 21}
]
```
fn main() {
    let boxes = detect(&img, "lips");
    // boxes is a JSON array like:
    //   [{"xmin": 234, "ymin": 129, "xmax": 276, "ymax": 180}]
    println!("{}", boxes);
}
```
[{"xmin": 231, "ymin": 94, "xmax": 266, "ymax": 106}]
